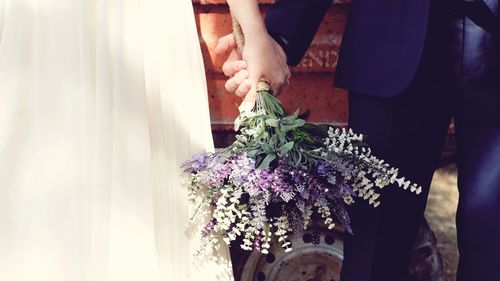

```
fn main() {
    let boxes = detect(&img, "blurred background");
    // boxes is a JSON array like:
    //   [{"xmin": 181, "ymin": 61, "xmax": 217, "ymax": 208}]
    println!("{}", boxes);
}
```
[{"xmin": 193, "ymin": 1, "xmax": 460, "ymax": 280}]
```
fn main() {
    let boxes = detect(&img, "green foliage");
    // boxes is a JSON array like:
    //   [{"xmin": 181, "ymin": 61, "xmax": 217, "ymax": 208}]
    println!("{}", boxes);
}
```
[{"xmin": 231, "ymin": 91, "xmax": 323, "ymax": 170}]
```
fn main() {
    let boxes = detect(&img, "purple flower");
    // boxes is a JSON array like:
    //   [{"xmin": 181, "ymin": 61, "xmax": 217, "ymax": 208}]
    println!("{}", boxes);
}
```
[
  {"xmin": 257, "ymin": 170, "xmax": 272, "ymax": 190},
  {"xmin": 316, "ymin": 161, "xmax": 330, "ymax": 175},
  {"xmin": 333, "ymin": 204, "xmax": 352, "ymax": 234},
  {"xmin": 242, "ymin": 169, "xmax": 269, "ymax": 197},
  {"xmin": 253, "ymin": 235, "xmax": 262, "ymax": 251},
  {"xmin": 201, "ymin": 218, "xmax": 216, "ymax": 237},
  {"xmin": 250, "ymin": 199, "xmax": 267, "ymax": 230},
  {"xmin": 205, "ymin": 162, "xmax": 232, "ymax": 186},
  {"xmin": 267, "ymin": 159, "xmax": 295, "ymax": 202},
  {"xmin": 183, "ymin": 153, "xmax": 212, "ymax": 173},
  {"xmin": 230, "ymin": 155, "xmax": 256, "ymax": 187}
]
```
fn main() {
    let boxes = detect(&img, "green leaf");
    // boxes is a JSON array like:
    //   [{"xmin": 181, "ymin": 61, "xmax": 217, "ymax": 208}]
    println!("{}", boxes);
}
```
[
  {"xmin": 265, "ymin": 118, "xmax": 280, "ymax": 127},
  {"xmin": 281, "ymin": 115, "xmax": 297, "ymax": 125},
  {"xmin": 268, "ymin": 134, "xmax": 279, "ymax": 146},
  {"xmin": 280, "ymin": 125, "xmax": 295, "ymax": 133},
  {"xmin": 293, "ymin": 119, "xmax": 306, "ymax": 127},
  {"xmin": 261, "ymin": 142, "xmax": 274, "ymax": 153},
  {"xmin": 278, "ymin": 142, "xmax": 295, "ymax": 155},
  {"xmin": 235, "ymin": 135, "xmax": 248, "ymax": 143},
  {"xmin": 247, "ymin": 149, "xmax": 261, "ymax": 157},
  {"xmin": 258, "ymin": 153, "xmax": 276, "ymax": 170},
  {"xmin": 259, "ymin": 92, "xmax": 285, "ymax": 117}
]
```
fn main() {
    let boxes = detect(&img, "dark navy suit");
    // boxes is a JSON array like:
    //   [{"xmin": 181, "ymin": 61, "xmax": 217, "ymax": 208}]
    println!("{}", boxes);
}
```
[{"xmin": 265, "ymin": 1, "xmax": 500, "ymax": 280}]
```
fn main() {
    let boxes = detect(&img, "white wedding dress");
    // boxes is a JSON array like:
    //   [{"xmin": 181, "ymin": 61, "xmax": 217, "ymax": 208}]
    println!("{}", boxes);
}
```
[{"xmin": 0, "ymin": 0, "xmax": 233, "ymax": 280}]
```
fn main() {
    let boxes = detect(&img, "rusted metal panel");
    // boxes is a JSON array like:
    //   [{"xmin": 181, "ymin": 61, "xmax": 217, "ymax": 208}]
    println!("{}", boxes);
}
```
[
  {"xmin": 296, "ymin": 6, "xmax": 348, "ymax": 74},
  {"xmin": 207, "ymin": 74, "xmax": 348, "ymax": 125}
]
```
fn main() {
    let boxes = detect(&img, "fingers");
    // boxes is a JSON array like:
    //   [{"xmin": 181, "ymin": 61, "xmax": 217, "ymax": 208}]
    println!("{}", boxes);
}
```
[
  {"xmin": 285, "ymin": 67, "xmax": 292, "ymax": 82},
  {"xmin": 217, "ymin": 33, "xmax": 292, "ymax": 101},
  {"xmin": 235, "ymin": 79, "xmax": 252, "ymax": 97},
  {"xmin": 225, "ymin": 70, "xmax": 249, "ymax": 94},
  {"xmin": 239, "ymin": 71, "xmax": 259, "ymax": 112},
  {"xmin": 217, "ymin": 34, "xmax": 246, "ymax": 77},
  {"xmin": 215, "ymin": 34, "xmax": 236, "ymax": 55},
  {"xmin": 222, "ymin": 57, "xmax": 247, "ymax": 77},
  {"xmin": 274, "ymin": 68, "xmax": 291, "ymax": 95},
  {"xmin": 238, "ymin": 85, "xmax": 257, "ymax": 113},
  {"xmin": 269, "ymin": 69, "xmax": 292, "ymax": 96},
  {"xmin": 271, "ymin": 83, "xmax": 284, "ymax": 96}
]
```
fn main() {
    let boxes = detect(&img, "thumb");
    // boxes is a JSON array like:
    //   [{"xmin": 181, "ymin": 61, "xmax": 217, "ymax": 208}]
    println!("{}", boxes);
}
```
[
  {"xmin": 239, "ymin": 72, "xmax": 260, "ymax": 112},
  {"xmin": 238, "ymin": 84, "xmax": 257, "ymax": 113},
  {"xmin": 215, "ymin": 34, "xmax": 236, "ymax": 55}
]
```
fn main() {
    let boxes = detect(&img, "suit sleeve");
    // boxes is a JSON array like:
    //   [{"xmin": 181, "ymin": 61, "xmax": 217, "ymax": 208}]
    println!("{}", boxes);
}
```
[{"xmin": 265, "ymin": 0, "xmax": 333, "ymax": 66}]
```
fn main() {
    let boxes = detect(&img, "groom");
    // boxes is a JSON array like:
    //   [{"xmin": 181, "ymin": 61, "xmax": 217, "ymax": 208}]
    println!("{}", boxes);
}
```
[{"xmin": 217, "ymin": 0, "xmax": 500, "ymax": 280}]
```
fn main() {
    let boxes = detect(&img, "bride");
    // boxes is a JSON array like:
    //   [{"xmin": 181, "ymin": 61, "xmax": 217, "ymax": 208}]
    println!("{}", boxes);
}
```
[{"xmin": 0, "ymin": 0, "xmax": 286, "ymax": 280}]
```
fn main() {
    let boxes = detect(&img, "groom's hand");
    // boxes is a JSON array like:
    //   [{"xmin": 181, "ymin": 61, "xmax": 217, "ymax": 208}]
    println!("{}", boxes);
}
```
[{"xmin": 215, "ymin": 33, "xmax": 290, "ymax": 111}]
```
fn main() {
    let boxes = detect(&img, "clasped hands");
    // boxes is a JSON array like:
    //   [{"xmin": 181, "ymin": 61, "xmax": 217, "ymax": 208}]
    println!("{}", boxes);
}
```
[{"xmin": 215, "ymin": 32, "xmax": 291, "ymax": 112}]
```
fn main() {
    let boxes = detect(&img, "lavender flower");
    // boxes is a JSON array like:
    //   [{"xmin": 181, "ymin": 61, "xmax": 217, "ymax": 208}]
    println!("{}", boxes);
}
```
[
  {"xmin": 229, "ymin": 154, "xmax": 255, "ymax": 187},
  {"xmin": 182, "ymin": 152, "xmax": 212, "ymax": 173},
  {"xmin": 204, "ymin": 162, "xmax": 231, "ymax": 187},
  {"xmin": 201, "ymin": 218, "xmax": 216, "ymax": 237}
]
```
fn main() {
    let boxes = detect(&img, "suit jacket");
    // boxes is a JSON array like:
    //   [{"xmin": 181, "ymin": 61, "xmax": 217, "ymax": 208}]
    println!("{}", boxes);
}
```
[
  {"xmin": 265, "ymin": 0, "xmax": 430, "ymax": 97},
  {"xmin": 265, "ymin": 0, "xmax": 498, "ymax": 97}
]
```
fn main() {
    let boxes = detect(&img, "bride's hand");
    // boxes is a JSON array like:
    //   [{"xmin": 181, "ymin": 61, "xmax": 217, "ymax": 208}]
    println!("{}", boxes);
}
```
[{"xmin": 216, "ymin": 34, "xmax": 249, "ymax": 96}]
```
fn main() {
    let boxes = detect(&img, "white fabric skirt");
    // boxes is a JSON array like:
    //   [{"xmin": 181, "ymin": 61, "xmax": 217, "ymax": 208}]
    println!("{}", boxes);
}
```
[{"xmin": 0, "ymin": 0, "xmax": 233, "ymax": 280}]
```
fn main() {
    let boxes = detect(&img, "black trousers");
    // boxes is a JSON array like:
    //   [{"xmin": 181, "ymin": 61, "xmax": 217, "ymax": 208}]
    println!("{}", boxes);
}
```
[{"xmin": 340, "ymin": 1, "xmax": 500, "ymax": 281}]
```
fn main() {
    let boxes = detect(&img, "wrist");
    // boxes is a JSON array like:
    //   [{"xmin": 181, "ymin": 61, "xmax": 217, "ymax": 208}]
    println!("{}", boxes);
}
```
[{"xmin": 242, "ymin": 23, "xmax": 268, "ymax": 44}]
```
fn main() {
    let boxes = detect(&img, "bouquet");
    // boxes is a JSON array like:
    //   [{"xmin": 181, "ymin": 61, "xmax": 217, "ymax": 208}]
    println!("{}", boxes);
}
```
[{"xmin": 183, "ymin": 90, "xmax": 422, "ymax": 254}]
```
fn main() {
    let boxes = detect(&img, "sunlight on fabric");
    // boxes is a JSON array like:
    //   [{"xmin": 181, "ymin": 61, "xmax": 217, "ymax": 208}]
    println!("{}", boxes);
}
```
[
  {"xmin": 0, "ymin": 0, "xmax": 5, "ymax": 39},
  {"xmin": 0, "ymin": 0, "xmax": 231, "ymax": 280}
]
